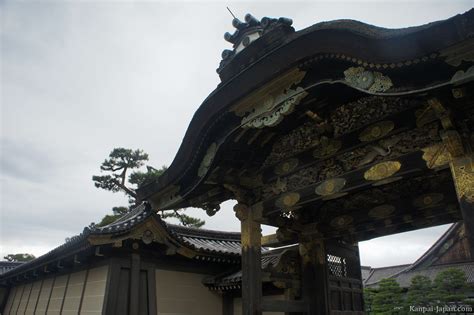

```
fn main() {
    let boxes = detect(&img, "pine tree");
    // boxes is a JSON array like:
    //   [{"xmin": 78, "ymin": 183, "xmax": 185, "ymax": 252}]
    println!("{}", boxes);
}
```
[
  {"xmin": 432, "ymin": 268, "xmax": 468, "ymax": 305},
  {"xmin": 363, "ymin": 287, "xmax": 377, "ymax": 313},
  {"xmin": 92, "ymin": 148, "xmax": 205, "ymax": 228},
  {"xmin": 406, "ymin": 275, "xmax": 434, "ymax": 309},
  {"xmin": 372, "ymin": 278, "xmax": 403, "ymax": 314}
]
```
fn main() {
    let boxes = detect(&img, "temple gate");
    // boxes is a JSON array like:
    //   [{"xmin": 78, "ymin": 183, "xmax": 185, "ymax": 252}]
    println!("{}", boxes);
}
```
[{"xmin": 137, "ymin": 11, "xmax": 474, "ymax": 315}]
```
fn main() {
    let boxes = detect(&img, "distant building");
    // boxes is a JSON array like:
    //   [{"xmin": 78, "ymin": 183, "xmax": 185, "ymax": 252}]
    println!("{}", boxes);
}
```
[{"xmin": 364, "ymin": 223, "xmax": 474, "ymax": 289}]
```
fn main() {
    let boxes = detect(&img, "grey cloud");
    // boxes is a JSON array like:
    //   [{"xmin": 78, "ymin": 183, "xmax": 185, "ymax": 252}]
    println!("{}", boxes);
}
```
[{"xmin": 1, "ymin": 1, "xmax": 472, "ymax": 265}]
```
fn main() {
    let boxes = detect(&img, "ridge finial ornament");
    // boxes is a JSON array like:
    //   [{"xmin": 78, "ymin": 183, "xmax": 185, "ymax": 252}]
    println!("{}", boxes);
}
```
[{"xmin": 218, "ymin": 13, "xmax": 294, "ymax": 74}]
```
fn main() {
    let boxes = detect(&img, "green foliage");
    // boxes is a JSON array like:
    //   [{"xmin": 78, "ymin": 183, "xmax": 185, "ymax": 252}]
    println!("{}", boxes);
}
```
[
  {"xmin": 97, "ymin": 214, "xmax": 121, "ymax": 227},
  {"xmin": 129, "ymin": 166, "xmax": 167, "ymax": 187},
  {"xmin": 372, "ymin": 278, "xmax": 403, "ymax": 315},
  {"xmin": 367, "ymin": 269, "xmax": 470, "ymax": 314},
  {"xmin": 162, "ymin": 210, "xmax": 205, "ymax": 228},
  {"xmin": 92, "ymin": 148, "xmax": 205, "ymax": 228},
  {"xmin": 432, "ymin": 268, "xmax": 468, "ymax": 304},
  {"xmin": 92, "ymin": 148, "xmax": 149, "ymax": 198},
  {"xmin": 4, "ymin": 253, "xmax": 36, "ymax": 262},
  {"xmin": 364, "ymin": 287, "xmax": 377, "ymax": 313},
  {"xmin": 406, "ymin": 275, "xmax": 433, "ymax": 308}
]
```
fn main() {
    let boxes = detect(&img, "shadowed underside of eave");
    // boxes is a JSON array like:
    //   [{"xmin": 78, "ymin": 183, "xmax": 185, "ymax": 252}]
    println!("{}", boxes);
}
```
[{"xmin": 136, "ymin": 9, "xmax": 474, "ymax": 242}]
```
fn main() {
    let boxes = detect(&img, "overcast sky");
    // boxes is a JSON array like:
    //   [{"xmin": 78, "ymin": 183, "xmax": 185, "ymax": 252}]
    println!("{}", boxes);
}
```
[{"xmin": 1, "ymin": 1, "xmax": 472, "ymax": 267}]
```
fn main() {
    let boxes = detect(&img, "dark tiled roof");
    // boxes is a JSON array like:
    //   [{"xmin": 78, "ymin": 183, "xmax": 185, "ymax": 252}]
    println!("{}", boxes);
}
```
[
  {"xmin": 404, "ymin": 222, "xmax": 462, "ymax": 272},
  {"xmin": 364, "ymin": 264, "xmax": 411, "ymax": 286},
  {"xmin": 393, "ymin": 263, "xmax": 474, "ymax": 288},
  {"xmin": 0, "ymin": 203, "xmax": 243, "ymax": 280},
  {"xmin": 365, "ymin": 222, "xmax": 474, "ymax": 288},
  {"xmin": 0, "ymin": 229, "xmax": 92, "ymax": 280},
  {"xmin": 203, "ymin": 246, "xmax": 295, "ymax": 289},
  {"xmin": 0, "ymin": 262, "xmax": 24, "ymax": 275},
  {"xmin": 93, "ymin": 203, "xmax": 152, "ymax": 234},
  {"xmin": 97, "ymin": 203, "xmax": 243, "ymax": 256}
]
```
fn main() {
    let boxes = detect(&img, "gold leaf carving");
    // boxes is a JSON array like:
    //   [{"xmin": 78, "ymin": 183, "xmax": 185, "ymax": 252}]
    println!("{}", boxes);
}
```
[
  {"xmin": 242, "ymin": 88, "xmax": 308, "ymax": 129},
  {"xmin": 344, "ymin": 67, "xmax": 393, "ymax": 93},
  {"xmin": 422, "ymin": 144, "xmax": 451, "ymax": 169},
  {"xmin": 451, "ymin": 156, "xmax": 474, "ymax": 203},
  {"xmin": 276, "ymin": 192, "xmax": 300, "ymax": 208},
  {"xmin": 359, "ymin": 121, "xmax": 395, "ymax": 142},
  {"xmin": 364, "ymin": 161, "xmax": 401, "ymax": 181},
  {"xmin": 330, "ymin": 215, "xmax": 353, "ymax": 229},
  {"xmin": 413, "ymin": 193, "xmax": 444, "ymax": 208},
  {"xmin": 315, "ymin": 178, "xmax": 346, "ymax": 196},
  {"xmin": 368, "ymin": 204, "xmax": 396, "ymax": 219},
  {"xmin": 275, "ymin": 158, "xmax": 299, "ymax": 175}
]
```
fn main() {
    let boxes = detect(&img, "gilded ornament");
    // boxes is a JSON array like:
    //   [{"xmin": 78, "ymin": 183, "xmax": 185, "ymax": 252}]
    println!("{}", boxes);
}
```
[
  {"xmin": 450, "ymin": 66, "xmax": 474, "ymax": 85},
  {"xmin": 315, "ymin": 178, "xmax": 346, "ymax": 196},
  {"xmin": 413, "ymin": 193, "xmax": 444, "ymax": 208},
  {"xmin": 451, "ymin": 156, "xmax": 474, "ymax": 203},
  {"xmin": 344, "ymin": 67, "xmax": 393, "ymax": 93},
  {"xmin": 364, "ymin": 161, "xmax": 401, "ymax": 181},
  {"xmin": 242, "ymin": 87, "xmax": 308, "ymax": 129},
  {"xmin": 198, "ymin": 143, "xmax": 217, "ymax": 177},
  {"xmin": 368, "ymin": 204, "xmax": 396, "ymax": 219},
  {"xmin": 421, "ymin": 144, "xmax": 451, "ymax": 169},
  {"xmin": 275, "ymin": 158, "xmax": 299, "ymax": 175},
  {"xmin": 330, "ymin": 215, "xmax": 353, "ymax": 229},
  {"xmin": 276, "ymin": 192, "xmax": 301, "ymax": 208},
  {"xmin": 441, "ymin": 130, "xmax": 465, "ymax": 158},
  {"xmin": 313, "ymin": 137, "xmax": 342, "ymax": 159},
  {"xmin": 359, "ymin": 121, "xmax": 395, "ymax": 142}
]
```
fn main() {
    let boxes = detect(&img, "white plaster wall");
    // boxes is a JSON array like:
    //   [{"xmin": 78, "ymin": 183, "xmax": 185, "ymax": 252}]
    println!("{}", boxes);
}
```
[{"xmin": 155, "ymin": 269, "xmax": 222, "ymax": 315}]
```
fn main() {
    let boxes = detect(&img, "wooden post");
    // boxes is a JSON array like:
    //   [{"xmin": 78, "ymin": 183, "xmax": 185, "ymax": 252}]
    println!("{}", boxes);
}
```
[
  {"xmin": 234, "ymin": 203, "xmax": 262, "ymax": 315},
  {"xmin": 449, "ymin": 155, "xmax": 474, "ymax": 258},
  {"xmin": 299, "ymin": 238, "xmax": 330, "ymax": 315},
  {"xmin": 130, "ymin": 252, "xmax": 140, "ymax": 315}
]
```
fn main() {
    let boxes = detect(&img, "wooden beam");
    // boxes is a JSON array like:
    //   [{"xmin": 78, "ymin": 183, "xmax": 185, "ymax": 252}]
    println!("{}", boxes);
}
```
[
  {"xmin": 235, "ymin": 203, "xmax": 262, "ymax": 315},
  {"xmin": 449, "ymin": 155, "xmax": 474, "ymax": 259},
  {"xmin": 261, "ymin": 300, "xmax": 307, "ymax": 312}
]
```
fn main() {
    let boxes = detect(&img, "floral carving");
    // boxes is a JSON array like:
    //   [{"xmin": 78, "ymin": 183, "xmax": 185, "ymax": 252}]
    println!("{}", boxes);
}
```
[
  {"xmin": 242, "ymin": 87, "xmax": 308, "ymax": 129},
  {"xmin": 344, "ymin": 67, "xmax": 393, "ymax": 93}
]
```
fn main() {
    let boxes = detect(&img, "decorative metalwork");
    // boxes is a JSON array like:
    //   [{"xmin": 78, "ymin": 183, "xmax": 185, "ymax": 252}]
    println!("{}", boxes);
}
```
[
  {"xmin": 274, "ymin": 158, "xmax": 299, "ymax": 175},
  {"xmin": 242, "ymin": 87, "xmax": 308, "ymax": 128},
  {"xmin": 344, "ymin": 67, "xmax": 393, "ymax": 93},
  {"xmin": 330, "ymin": 215, "xmax": 353, "ymax": 229},
  {"xmin": 315, "ymin": 178, "xmax": 346, "ymax": 196},
  {"xmin": 276, "ymin": 192, "xmax": 300, "ymax": 208},
  {"xmin": 422, "ymin": 144, "xmax": 451, "ymax": 169},
  {"xmin": 368, "ymin": 204, "xmax": 396, "ymax": 219},
  {"xmin": 358, "ymin": 121, "xmax": 395, "ymax": 142},
  {"xmin": 330, "ymin": 96, "xmax": 413, "ymax": 138},
  {"xmin": 451, "ymin": 156, "xmax": 474, "ymax": 203},
  {"xmin": 413, "ymin": 193, "xmax": 444, "ymax": 208},
  {"xmin": 198, "ymin": 143, "xmax": 217, "ymax": 177},
  {"xmin": 364, "ymin": 161, "xmax": 401, "ymax": 181},
  {"xmin": 450, "ymin": 65, "xmax": 474, "ymax": 85}
]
